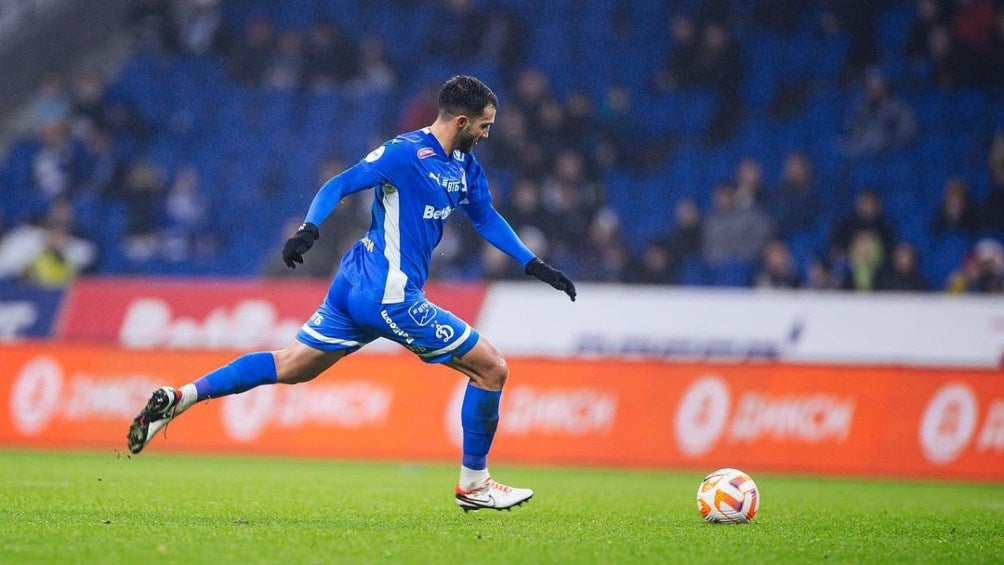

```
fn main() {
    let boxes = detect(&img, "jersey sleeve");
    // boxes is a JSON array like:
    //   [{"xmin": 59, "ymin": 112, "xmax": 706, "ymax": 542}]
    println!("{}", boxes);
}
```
[
  {"xmin": 461, "ymin": 157, "xmax": 535, "ymax": 267},
  {"xmin": 303, "ymin": 143, "xmax": 400, "ymax": 226}
]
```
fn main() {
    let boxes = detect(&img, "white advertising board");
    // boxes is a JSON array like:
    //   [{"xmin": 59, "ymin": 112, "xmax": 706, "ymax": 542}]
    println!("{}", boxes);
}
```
[{"xmin": 478, "ymin": 283, "xmax": 1004, "ymax": 368}]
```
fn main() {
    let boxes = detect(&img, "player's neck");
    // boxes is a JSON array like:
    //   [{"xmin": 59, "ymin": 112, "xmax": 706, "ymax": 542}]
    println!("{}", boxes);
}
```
[{"xmin": 428, "ymin": 120, "xmax": 459, "ymax": 155}]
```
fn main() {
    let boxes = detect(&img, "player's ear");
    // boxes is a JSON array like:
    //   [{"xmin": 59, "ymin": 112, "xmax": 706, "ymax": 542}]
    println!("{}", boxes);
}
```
[{"xmin": 455, "ymin": 115, "xmax": 468, "ymax": 129}]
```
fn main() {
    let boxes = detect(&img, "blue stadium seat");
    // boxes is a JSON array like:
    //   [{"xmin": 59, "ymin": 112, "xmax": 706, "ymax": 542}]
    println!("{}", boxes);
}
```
[
  {"xmin": 707, "ymin": 259, "xmax": 754, "ymax": 287},
  {"xmin": 925, "ymin": 232, "xmax": 973, "ymax": 288}
]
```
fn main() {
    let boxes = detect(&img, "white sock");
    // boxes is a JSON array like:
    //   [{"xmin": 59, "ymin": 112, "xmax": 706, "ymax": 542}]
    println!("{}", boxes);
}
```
[
  {"xmin": 176, "ymin": 384, "xmax": 199, "ymax": 414},
  {"xmin": 459, "ymin": 465, "xmax": 490, "ymax": 491}
]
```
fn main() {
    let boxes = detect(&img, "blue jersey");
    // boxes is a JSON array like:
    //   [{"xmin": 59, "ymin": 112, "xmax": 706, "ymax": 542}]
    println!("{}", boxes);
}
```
[{"xmin": 303, "ymin": 128, "xmax": 534, "ymax": 304}]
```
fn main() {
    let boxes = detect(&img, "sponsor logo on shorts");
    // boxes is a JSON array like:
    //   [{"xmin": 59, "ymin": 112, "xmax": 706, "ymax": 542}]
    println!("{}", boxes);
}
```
[
  {"xmin": 381, "ymin": 309, "xmax": 414, "ymax": 344},
  {"xmin": 408, "ymin": 301, "xmax": 438, "ymax": 326}
]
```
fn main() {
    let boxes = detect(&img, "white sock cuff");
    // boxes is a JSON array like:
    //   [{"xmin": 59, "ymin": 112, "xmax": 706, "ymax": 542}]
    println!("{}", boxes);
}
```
[{"xmin": 177, "ymin": 383, "xmax": 198, "ymax": 413}]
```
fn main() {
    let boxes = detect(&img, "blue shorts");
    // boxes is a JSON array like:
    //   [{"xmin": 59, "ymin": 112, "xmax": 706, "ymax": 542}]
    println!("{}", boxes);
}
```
[{"xmin": 295, "ymin": 273, "xmax": 480, "ymax": 364}]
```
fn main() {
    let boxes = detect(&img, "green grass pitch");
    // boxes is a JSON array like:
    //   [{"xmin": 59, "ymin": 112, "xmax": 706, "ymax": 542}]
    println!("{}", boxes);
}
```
[{"xmin": 1, "ymin": 450, "xmax": 1001, "ymax": 564}]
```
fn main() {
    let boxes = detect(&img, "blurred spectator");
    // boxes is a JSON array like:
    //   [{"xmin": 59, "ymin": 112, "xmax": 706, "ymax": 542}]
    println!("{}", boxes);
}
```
[
  {"xmin": 932, "ymin": 177, "xmax": 980, "ymax": 236},
  {"xmin": 691, "ymin": 22, "xmax": 744, "ymax": 102},
  {"xmin": 513, "ymin": 68, "xmax": 551, "ymax": 122},
  {"xmin": 693, "ymin": 22, "xmax": 744, "ymax": 142},
  {"xmin": 479, "ymin": 107, "xmax": 547, "ymax": 181},
  {"xmin": 628, "ymin": 242, "xmax": 673, "ymax": 284},
  {"xmin": 32, "ymin": 121, "xmax": 86, "ymax": 201},
  {"xmin": 830, "ymin": 189, "xmax": 896, "ymax": 262},
  {"xmin": 826, "ymin": 0, "xmax": 882, "ymax": 82},
  {"xmin": 563, "ymin": 91, "xmax": 602, "ymax": 170},
  {"xmin": 923, "ymin": 24, "xmax": 979, "ymax": 88},
  {"xmin": 347, "ymin": 34, "xmax": 397, "ymax": 96},
  {"xmin": 0, "ymin": 199, "xmax": 96, "ymax": 286},
  {"xmin": 876, "ymin": 242, "xmax": 931, "ymax": 291},
  {"xmin": 79, "ymin": 129, "xmax": 125, "ymax": 198},
  {"xmin": 947, "ymin": 237, "xmax": 1004, "ymax": 293},
  {"xmin": 172, "ymin": 0, "xmax": 221, "ymax": 56},
  {"xmin": 117, "ymin": 161, "xmax": 166, "ymax": 263},
  {"xmin": 842, "ymin": 70, "xmax": 917, "ymax": 159},
  {"xmin": 770, "ymin": 152, "xmax": 821, "ymax": 237},
  {"xmin": 263, "ymin": 30, "xmax": 306, "ymax": 91},
  {"xmin": 305, "ymin": 19, "xmax": 360, "ymax": 90},
  {"xmin": 482, "ymin": 8, "xmax": 529, "ymax": 84},
  {"xmin": 653, "ymin": 15, "xmax": 700, "ymax": 92},
  {"xmin": 806, "ymin": 255, "xmax": 841, "ymax": 290},
  {"xmin": 31, "ymin": 72, "xmax": 72, "ymax": 128},
  {"xmin": 540, "ymin": 151, "xmax": 601, "ymax": 264},
  {"xmin": 983, "ymin": 131, "xmax": 1004, "ymax": 232},
  {"xmin": 952, "ymin": 0, "xmax": 998, "ymax": 66},
  {"xmin": 162, "ymin": 167, "xmax": 213, "ymax": 263},
  {"xmin": 753, "ymin": 239, "xmax": 802, "ymax": 289},
  {"xmin": 70, "ymin": 68, "xmax": 107, "ymax": 133},
  {"xmin": 425, "ymin": 0, "xmax": 486, "ymax": 62},
  {"xmin": 129, "ymin": 0, "xmax": 176, "ymax": 52},
  {"xmin": 841, "ymin": 231, "xmax": 885, "ymax": 291},
  {"xmin": 583, "ymin": 208, "xmax": 631, "ymax": 282},
  {"xmin": 397, "ymin": 85, "xmax": 439, "ymax": 133},
  {"xmin": 226, "ymin": 16, "xmax": 273, "ymax": 84},
  {"xmin": 597, "ymin": 84, "xmax": 633, "ymax": 166},
  {"xmin": 734, "ymin": 157, "xmax": 766, "ymax": 210},
  {"xmin": 643, "ymin": 198, "xmax": 705, "ymax": 284},
  {"xmin": 662, "ymin": 198, "xmax": 704, "ymax": 281},
  {"xmin": 501, "ymin": 178, "xmax": 552, "ymax": 235},
  {"xmin": 702, "ymin": 182, "xmax": 773, "ymax": 266},
  {"xmin": 908, "ymin": 0, "xmax": 947, "ymax": 61}
]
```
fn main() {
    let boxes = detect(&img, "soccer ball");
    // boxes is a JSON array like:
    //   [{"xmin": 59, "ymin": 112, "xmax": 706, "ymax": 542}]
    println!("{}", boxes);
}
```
[{"xmin": 696, "ymin": 468, "xmax": 760, "ymax": 523}]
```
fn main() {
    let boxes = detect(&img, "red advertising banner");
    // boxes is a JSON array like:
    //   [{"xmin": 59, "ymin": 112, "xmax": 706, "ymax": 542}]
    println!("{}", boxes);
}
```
[
  {"xmin": 2, "ymin": 343, "xmax": 1002, "ymax": 481},
  {"xmin": 57, "ymin": 278, "xmax": 487, "ymax": 349}
]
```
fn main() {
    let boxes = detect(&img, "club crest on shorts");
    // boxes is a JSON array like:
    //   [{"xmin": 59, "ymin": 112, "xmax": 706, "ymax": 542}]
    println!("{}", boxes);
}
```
[{"xmin": 434, "ymin": 323, "xmax": 455, "ymax": 341}]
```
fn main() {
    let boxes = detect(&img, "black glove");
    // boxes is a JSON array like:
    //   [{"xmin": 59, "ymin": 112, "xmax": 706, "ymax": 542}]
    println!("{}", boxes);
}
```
[
  {"xmin": 282, "ymin": 222, "xmax": 319, "ymax": 269},
  {"xmin": 525, "ymin": 257, "xmax": 576, "ymax": 302}
]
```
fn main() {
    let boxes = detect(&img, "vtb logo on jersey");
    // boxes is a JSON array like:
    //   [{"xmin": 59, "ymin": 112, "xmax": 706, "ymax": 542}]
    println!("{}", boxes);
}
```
[{"xmin": 428, "ymin": 172, "xmax": 464, "ymax": 193}]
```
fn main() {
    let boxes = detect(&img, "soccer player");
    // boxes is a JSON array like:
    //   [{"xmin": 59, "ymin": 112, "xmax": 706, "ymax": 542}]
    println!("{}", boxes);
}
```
[{"xmin": 126, "ymin": 75, "xmax": 576, "ymax": 512}]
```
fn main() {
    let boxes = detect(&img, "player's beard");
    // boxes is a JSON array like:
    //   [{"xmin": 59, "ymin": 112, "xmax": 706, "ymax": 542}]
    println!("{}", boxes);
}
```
[{"xmin": 457, "ymin": 127, "xmax": 480, "ymax": 153}]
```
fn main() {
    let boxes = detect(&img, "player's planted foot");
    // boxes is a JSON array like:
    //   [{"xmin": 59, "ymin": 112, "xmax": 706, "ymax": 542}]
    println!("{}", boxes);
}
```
[
  {"xmin": 455, "ymin": 477, "xmax": 533, "ymax": 512},
  {"xmin": 127, "ymin": 387, "xmax": 180, "ymax": 454}
]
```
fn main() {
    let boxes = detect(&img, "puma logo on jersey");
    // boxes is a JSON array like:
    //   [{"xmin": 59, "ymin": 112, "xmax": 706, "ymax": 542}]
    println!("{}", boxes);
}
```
[{"xmin": 423, "ymin": 204, "xmax": 453, "ymax": 220}]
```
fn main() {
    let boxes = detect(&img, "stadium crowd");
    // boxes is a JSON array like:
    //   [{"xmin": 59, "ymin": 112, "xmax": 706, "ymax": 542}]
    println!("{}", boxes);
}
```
[{"xmin": 1, "ymin": 0, "xmax": 1003, "ymax": 293}]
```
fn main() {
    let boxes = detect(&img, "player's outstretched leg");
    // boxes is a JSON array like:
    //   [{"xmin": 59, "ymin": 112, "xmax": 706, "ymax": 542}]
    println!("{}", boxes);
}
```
[
  {"xmin": 126, "ymin": 351, "xmax": 279, "ymax": 454},
  {"xmin": 448, "ymin": 340, "xmax": 533, "ymax": 512}
]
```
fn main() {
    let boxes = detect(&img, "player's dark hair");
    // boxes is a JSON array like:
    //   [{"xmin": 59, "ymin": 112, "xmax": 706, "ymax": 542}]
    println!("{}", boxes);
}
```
[{"xmin": 438, "ymin": 75, "xmax": 498, "ymax": 118}]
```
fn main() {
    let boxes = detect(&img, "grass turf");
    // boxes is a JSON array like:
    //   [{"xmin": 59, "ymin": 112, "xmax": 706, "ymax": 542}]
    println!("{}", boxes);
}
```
[{"xmin": 0, "ymin": 450, "xmax": 1001, "ymax": 564}]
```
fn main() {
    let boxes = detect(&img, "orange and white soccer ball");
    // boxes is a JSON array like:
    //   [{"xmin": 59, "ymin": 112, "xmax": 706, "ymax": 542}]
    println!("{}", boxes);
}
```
[{"xmin": 696, "ymin": 468, "xmax": 760, "ymax": 523}]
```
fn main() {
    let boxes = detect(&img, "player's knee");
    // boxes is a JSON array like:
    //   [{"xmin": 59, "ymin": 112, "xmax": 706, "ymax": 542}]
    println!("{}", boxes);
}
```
[
  {"xmin": 481, "ymin": 353, "xmax": 509, "ymax": 390},
  {"xmin": 273, "ymin": 347, "xmax": 321, "ymax": 384}
]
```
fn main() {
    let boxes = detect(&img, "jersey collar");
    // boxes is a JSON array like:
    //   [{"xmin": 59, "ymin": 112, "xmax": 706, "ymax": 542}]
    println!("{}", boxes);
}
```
[{"xmin": 421, "ymin": 127, "xmax": 451, "ymax": 160}]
